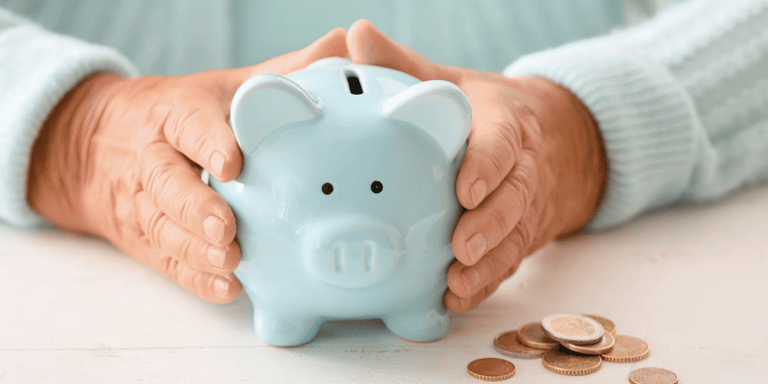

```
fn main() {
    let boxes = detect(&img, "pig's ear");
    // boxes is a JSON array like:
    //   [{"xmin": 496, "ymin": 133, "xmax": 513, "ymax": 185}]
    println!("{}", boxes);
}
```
[
  {"xmin": 231, "ymin": 73, "xmax": 321, "ymax": 156},
  {"xmin": 382, "ymin": 80, "xmax": 471, "ymax": 160}
]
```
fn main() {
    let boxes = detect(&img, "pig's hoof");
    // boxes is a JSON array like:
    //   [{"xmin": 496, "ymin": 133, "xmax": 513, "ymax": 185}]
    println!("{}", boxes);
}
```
[
  {"xmin": 384, "ymin": 310, "xmax": 448, "ymax": 342},
  {"xmin": 254, "ymin": 311, "xmax": 320, "ymax": 347}
]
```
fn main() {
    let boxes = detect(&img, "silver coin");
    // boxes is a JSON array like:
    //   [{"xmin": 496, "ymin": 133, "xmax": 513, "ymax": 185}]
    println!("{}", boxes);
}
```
[{"xmin": 541, "ymin": 314, "xmax": 604, "ymax": 345}]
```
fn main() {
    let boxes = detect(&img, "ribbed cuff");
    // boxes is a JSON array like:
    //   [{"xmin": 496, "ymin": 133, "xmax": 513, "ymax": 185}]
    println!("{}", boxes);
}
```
[
  {"xmin": 0, "ymin": 23, "xmax": 139, "ymax": 228},
  {"xmin": 504, "ymin": 44, "xmax": 701, "ymax": 230}
]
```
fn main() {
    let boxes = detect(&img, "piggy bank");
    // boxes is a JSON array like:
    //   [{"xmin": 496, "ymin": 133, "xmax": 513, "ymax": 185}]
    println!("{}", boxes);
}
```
[{"xmin": 210, "ymin": 58, "xmax": 471, "ymax": 346}]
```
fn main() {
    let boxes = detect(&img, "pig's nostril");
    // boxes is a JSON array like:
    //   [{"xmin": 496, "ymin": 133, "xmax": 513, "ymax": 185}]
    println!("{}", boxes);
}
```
[
  {"xmin": 332, "ymin": 243, "xmax": 345, "ymax": 273},
  {"xmin": 363, "ymin": 242, "xmax": 375, "ymax": 272}
]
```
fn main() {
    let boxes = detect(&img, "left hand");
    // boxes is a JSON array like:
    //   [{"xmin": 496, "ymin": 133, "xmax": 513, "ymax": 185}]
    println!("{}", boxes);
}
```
[{"xmin": 347, "ymin": 20, "xmax": 608, "ymax": 313}]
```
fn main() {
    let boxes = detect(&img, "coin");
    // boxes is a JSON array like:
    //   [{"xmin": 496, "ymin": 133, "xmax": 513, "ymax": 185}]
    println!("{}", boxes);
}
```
[
  {"xmin": 541, "ymin": 348, "xmax": 602, "ymax": 376},
  {"xmin": 541, "ymin": 314, "xmax": 604, "ymax": 345},
  {"xmin": 561, "ymin": 332, "xmax": 615, "ymax": 355},
  {"xmin": 628, "ymin": 367, "xmax": 679, "ymax": 384},
  {"xmin": 467, "ymin": 358, "xmax": 516, "ymax": 381},
  {"xmin": 517, "ymin": 322, "xmax": 560, "ymax": 350},
  {"xmin": 601, "ymin": 335, "xmax": 650, "ymax": 363},
  {"xmin": 493, "ymin": 331, "xmax": 547, "ymax": 359},
  {"xmin": 584, "ymin": 314, "xmax": 616, "ymax": 336}
]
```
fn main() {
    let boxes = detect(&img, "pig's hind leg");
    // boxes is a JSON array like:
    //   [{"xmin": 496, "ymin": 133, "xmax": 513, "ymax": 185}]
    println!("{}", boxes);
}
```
[{"xmin": 254, "ymin": 307, "xmax": 322, "ymax": 347}]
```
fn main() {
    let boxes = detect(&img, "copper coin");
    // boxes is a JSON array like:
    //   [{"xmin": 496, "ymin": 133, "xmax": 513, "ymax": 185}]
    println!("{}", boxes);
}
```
[
  {"xmin": 517, "ymin": 322, "xmax": 559, "ymax": 350},
  {"xmin": 541, "ymin": 314, "xmax": 604, "ymax": 345},
  {"xmin": 584, "ymin": 314, "xmax": 616, "ymax": 336},
  {"xmin": 628, "ymin": 367, "xmax": 679, "ymax": 384},
  {"xmin": 541, "ymin": 348, "xmax": 602, "ymax": 376},
  {"xmin": 561, "ymin": 332, "xmax": 615, "ymax": 355},
  {"xmin": 602, "ymin": 335, "xmax": 650, "ymax": 363},
  {"xmin": 467, "ymin": 358, "xmax": 516, "ymax": 381},
  {"xmin": 493, "ymin": 331, "xmax": 547, "ymax": 359}
]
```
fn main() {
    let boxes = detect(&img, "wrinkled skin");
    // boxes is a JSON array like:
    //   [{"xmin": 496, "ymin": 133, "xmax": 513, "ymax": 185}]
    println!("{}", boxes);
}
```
[
  {"xmin": 346, "ymin": 20, "xmax": 608, "ymax": 313},
  {"xmin": 27, "ymin": 28, "xmax": 348, "ymax": 303},
  {"xmin": 28, "ymin": 21, "xmax": 608, "ymax": 312}
]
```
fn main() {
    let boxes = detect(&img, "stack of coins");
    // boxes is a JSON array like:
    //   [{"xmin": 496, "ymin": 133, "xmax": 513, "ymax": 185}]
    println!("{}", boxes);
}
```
[{"xmin": 468, "ymin": 313, "xmax": 677, "ymax": 382}]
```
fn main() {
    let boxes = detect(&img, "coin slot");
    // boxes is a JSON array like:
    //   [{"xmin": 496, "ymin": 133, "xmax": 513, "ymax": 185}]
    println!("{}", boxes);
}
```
[{"xmin": 345, "ymin": 70, "xmax": 363, "ymax": 95}]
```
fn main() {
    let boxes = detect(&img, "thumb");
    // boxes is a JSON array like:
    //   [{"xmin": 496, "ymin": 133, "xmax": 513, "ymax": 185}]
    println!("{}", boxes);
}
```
[{"xmin": 347, "ymin": 19, "xmax": 458, "ymax": 83}]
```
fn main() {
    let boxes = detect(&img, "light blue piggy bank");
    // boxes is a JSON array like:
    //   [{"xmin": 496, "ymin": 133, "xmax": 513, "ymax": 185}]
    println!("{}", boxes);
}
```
[{"xmin": 210, "ymin": 58, "xmax": 471, "ymax": 346}]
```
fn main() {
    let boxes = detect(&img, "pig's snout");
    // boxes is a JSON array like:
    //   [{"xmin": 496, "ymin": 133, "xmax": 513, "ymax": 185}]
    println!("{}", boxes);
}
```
[{"xmin": 302, "ymin": 217, "xmax": 405, "ymax": 289}]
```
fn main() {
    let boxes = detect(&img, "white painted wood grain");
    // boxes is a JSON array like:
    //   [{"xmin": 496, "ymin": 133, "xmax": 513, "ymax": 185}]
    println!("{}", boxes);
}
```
[{"xmin": 2, "ymin": 183, "xmax": 767, "ymax": 383}]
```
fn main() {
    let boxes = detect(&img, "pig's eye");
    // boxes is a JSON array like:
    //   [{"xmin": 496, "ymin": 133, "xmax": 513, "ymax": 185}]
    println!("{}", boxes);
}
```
[
  {"xmin": 322, "ymin": 183, "xmax": 333, "ymax": 195},
  {"xmin": 371, "ymin": 181, "xmax": 383, "ymax": 194}
]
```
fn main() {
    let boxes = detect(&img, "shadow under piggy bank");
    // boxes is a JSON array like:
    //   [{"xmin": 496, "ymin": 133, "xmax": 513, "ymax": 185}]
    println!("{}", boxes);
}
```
[{"xmin": 210, "ymin": 58, "xmax": 471, "ymax": 346}]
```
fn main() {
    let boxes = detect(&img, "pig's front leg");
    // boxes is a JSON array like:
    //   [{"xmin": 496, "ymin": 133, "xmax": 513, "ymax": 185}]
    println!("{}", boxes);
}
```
[
  {"xmin": 254, "ymin": 307, "xmax": 322, "ymax": 347},
  {"xmin": 383, "ymin": 304, "xmax": 449, "ymax": 342}
]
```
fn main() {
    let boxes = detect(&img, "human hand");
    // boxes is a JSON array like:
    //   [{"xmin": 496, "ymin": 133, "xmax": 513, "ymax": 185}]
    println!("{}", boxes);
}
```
[
  {"xmin": 347, "ymin": 20, "xmax": 608, "ymax": 313},
  {"xmin": 27, "ymin": 28, "xmax": 348, "ymax": 303}
]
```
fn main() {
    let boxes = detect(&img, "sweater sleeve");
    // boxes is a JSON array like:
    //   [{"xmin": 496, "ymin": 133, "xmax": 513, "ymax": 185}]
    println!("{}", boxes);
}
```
[
  {"xmin": 503, "ymin": 0, "xmax": 768, "ymax": 230},
  {"xmin": 0, "ymin": 8, "xmax": 138, "ymax": 227}
]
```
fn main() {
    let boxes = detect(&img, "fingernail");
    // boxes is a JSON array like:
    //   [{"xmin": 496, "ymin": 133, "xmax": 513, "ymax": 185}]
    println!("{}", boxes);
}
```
[
  {"xmin": 461, "ymin": 268, "xmax": 481, "ymax": 293},
  {"xmin": 470, "ymin": 179, "xmax": 487, "ymax": 206},
  {"xmin": 210, "ymin": 151, "xmax": 226, "ymax": 178},
  {"xmin": 203, "ymin": 215, "xmax": 225, "ymax": 244},
  {"xmin": 214, "ymin": 277, "xmax": 230, "ymax": 298},
  {"xmin": 466, "ymin": 232, "xmax": 487, "ymax": 263},
  {"xmin": 207, "ymin": 246, "xmax": 227, "ymax": 268}
]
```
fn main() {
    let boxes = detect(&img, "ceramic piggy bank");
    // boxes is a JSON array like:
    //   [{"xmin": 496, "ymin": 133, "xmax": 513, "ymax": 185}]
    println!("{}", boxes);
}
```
[{"xmin": 210, "ymin": 58, "xmax": 471, "ymax": 346}]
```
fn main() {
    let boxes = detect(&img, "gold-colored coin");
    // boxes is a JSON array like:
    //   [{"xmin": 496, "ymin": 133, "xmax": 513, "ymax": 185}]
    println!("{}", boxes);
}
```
[
  {"xmin": 541, "ymin": 348, "xmax": 602, "ymax": 376},
  {"xmin": 628, "ymin": 367, "xmax": 679, "ymax": 384},
  {"xmin": 467, "ymin": 358, "xmax": 516, "ymax": 381},
  {"xmin": 561, "ymin": 332, "xmax": 615, "ymax": 355},
  {"xmin": 517, "ymin": 322, "xmax": 560, "ymax": 350},
  {"xmin": 601, "ymin": 335, "xmax": 650, "ymax": 363},
  {"xmin": 541, "ymin": 314, "xmax": 604, "ymax": 345},
  {"xmin": 493, "ymin": 331, "xmax": 547, "ymax": 359},
  {"xmin": 584, "ymin": 314, "xmax": 616, "ymax": 336}
]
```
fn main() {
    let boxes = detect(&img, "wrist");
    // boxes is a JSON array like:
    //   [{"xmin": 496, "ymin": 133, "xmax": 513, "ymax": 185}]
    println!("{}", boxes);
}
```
[
  {"xmin": 27, "ymin": 72, "xmax": 124, "ymax": 234},
  {"xmin": 518, "ymin": 77, "xmax": 608, "ymax": 238}
]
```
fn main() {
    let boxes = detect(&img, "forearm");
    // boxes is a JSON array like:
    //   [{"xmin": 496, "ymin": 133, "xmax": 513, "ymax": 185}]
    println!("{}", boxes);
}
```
[
  {"xmin": 505, "ymin": 0, "xmax": 768, "ymax": 230},
  {"xmin": 0, "ymin": 7, "xmax": 137, "ymax": 227}
]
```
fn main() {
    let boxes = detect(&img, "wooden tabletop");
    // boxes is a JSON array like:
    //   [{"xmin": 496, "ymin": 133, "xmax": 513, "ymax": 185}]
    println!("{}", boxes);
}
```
[{"xmin": 2, "ymin": 184, "xmax": 767, "ymax": 383}]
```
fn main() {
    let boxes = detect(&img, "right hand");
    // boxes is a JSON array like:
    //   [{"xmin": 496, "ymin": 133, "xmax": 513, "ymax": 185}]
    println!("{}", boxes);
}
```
[{"xmin": 27, "ymin": 28, "xmax": 348, "ymax": 303}]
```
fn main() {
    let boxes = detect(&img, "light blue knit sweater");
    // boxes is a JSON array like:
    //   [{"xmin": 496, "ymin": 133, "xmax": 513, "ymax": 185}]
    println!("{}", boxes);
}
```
[{"xmin": 1, "ymin": 0, "xmax": 767, "ymax": 231}]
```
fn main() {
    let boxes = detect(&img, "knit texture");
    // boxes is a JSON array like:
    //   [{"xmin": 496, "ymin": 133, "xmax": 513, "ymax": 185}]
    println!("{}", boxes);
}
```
[
  {"xmin": 0, "ymin": 10, "xmax": 138, "ymax": 227},
  {"xmin": 504, "ymin": 0, "xmax": 768, "ymax": 230}
]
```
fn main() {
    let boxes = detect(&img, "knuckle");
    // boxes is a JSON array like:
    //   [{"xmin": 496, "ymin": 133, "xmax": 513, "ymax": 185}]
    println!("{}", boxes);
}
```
[
  {"xmin": 141, "ymin": 155, "xmax": 174, "ymax": 200},
  {"xmin": 165, "ymin": 105, "xmax": 207, "ymax": 150},
  {"xmin": 144, "ymin": 210, "xmax": 168, "ymax": 247},
  {"xmin": 480, "ymin": 254, "xmax": 508, "ymax": 282},
  {"xmin": 177, "ymin": 192, "xmax": 199, "ymax": 227},
  {"xmin": 511, "ymin": 215, "xmax": 537, "ymax": 252},
  {"xmin": 178, "ymin": 235, "xmax": 196, "ymax": 263},
  {"xmin": 507, "ymin": 167, "xmax": 535, "ymax": 209},
  {"xmin": 158, "ymin": 254, "xmax": 179, "ymax": 280},
  {"xmin": 488, "ymin": 206, "xmax": 510, "ymax": 240}
]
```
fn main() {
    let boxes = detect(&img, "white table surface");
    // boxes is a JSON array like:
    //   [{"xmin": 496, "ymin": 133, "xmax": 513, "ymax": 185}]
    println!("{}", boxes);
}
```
[{"xmin": 2, "ymin": 183, "xmax": 767, "ymax": 384}]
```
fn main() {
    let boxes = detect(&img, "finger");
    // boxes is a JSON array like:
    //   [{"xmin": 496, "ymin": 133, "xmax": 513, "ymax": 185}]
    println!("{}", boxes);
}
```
[
  {"xmin": 347, "ymin": 19, "xmax": 459, "ymax": 83},
  {"xmin": 225, "ymin": 27, "xmax": 349, "ymax": 88},
  {"xmin": 455, "ymin": 98, "xmax": 536, "ymax": 210},
  {"xmin": 135, "ymin": 191, "xmax": 241, "ymax": 274},
  {"xmin": 140, "ymin": 143, "xmax": 236, "ymax": 246},
  {"xmin": 162, "ymin": 99, "xmax": 243, "ymax": 182},
  {"xmin": 452, "ymin": 150, "xmax": 538, "ymax": 265},
  {"xmin": 447, "ymin": 210, "xmax": 537, "ymax": 299},
  {"xmin": 445, "ymin": 273, "xmax": 508, "ymax": 314},
  {"xmin": 127, "ymin": 236, "xmax": 241, "ymax": 303}
]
